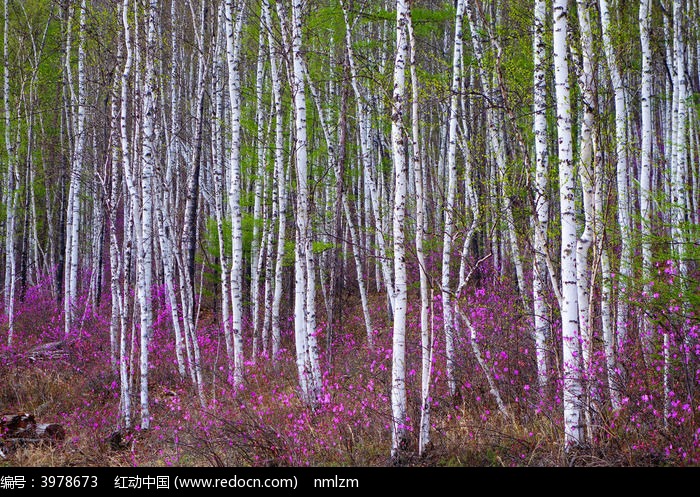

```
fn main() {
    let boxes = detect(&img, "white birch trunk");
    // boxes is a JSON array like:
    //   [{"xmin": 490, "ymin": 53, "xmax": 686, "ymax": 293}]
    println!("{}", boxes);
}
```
[
  {"xmin": 223, "ymin": 0, "xmax": 246, "ymax": 386},
  {"xmin": 288, "ymin": 0, "xmax": 322, "ymax": 405},
  {"xmin": 532, "ymin": 0, "xmax": 550, "ymax": 393},
  {"xmin": 390, "ymin": 0, "xmax": 410, "ymax": 462},
  {"xmin": 553, "ymin": 0, "xmax": 584, "ymax": 449},
  {"xmin": 441, "ymin": 0, "xmax": 465, "ymax": 400},
  {"xmin": 574, "ymin": 0, "xmax": 596, "ymax": 396},
  {"xmin": 137, "ymin": 0, "xmax": 159, "ymax": 430},
  {"xmin": 212, "ymin": 7, "xmax": 234, "ymax": 369},
  {"xmin": 251, "ymin": 17, "xmax": 267, "ymax": 358},
  {"xmin": 107, "ymin": 34, "xmax": 124, "ymax": 373},
  {"xmin": 639, "ymin": 0, "xmax": 653, "ymax": 358},
  {"xmin": 63, "ymin": 0, "xmax": 87, "ymax": 338},
  {"xmin": 262, "ymin": 0, "xmax": 287, "ymax": 362},
  {"xmin": 3, "ymin": 0, "xmax": 16, "ymax": 346},
  {"xmin": 599, "ymin": 0, "xmax": 632, "ymax": 354},
  {"xmin": 669, "ymin": 0, "xmax": 689, "ymax": 419},
  {"xmin": 409, "ymin": 11, "xmax": 431, "ymax": 456},
  {"xmin": 118, "ymin": 0, "xmax": 135, "ymax": 429}
]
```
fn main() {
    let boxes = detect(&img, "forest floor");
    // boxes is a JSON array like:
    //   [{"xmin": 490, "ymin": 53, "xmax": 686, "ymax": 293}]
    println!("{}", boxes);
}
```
[{"xmin": 1, "ymin": 266, "xmax": 699, "ymax": 467}]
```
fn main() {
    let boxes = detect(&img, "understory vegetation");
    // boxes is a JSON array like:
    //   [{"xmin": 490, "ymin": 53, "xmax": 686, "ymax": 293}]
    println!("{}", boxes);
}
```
[{"xmin": 2, "ymin": 259, "xmax": 698, "ymax": 467}]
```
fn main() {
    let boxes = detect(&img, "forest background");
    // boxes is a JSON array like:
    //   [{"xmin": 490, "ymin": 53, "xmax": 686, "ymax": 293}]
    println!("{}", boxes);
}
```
[{"xmin": 0, "ymin": 0, "xmax": 699, "ymax": 467}]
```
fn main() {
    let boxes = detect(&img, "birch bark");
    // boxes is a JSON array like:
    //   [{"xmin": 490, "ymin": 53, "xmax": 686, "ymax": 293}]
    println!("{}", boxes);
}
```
[
  {"xmin": 223, "ymin": 0, "xmax": 246, "ymax": 386},
  {"xmin": 553, "ymin": 0, "xmax": 584, "ymax": 448},
  {"xmin": 390, "ymin": 0, "xmax": 410, "ymax": 462}
]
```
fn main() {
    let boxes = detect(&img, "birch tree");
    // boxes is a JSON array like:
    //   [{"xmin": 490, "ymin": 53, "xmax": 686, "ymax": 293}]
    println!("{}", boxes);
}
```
[
  {"xmin": 667, "ymin": 0, "xmax": 690, "ymax": 419},
  {"xmin": 288, "ymin": 0, "xmax": 322, "ymax": 406},
  {"xmin": 639, "ymin": 0, "xmax": 653, "ymax": 358},
  {"xmin": 532, "ymin": 0, "xmax": 550, "ymax": 393},
  {"xmin": 441, "ymin": 0, "xmax": 465, "ymax": 400},
  {"xmin": 2, "ymin": 0, "xmax": 16, "ymax": 345},
  {"xmin": 136, "ymin": 0, "xmax": 158, "ymax": 430},
  {"xmin": 599, "ymin": 0, "xmax": 632, "ymax": 355},
  {"xmin": 63, "ymin": 0, "xmax": 87, "ymax": 338},
  {"xmin": 211, "ymin": 2, "xmax": 233, "ymax": 370},
  {"xmin": 262, "ymin": 0, "xmax": 288, "ymax": 362},
  {"xmin": 251, "ymin": 11, "xmax": 268, "ymax": 359},
  {"xmin": 409, "ymin": 4, "xmax": 431, "ymax": 457},
  {"xmin": 553, "ymin": 0, "xmax": 584, "ymax": 449},
  {"xmin": 223, "ymin": 0, "xmax": 245, "ymax": 386},
  {"xmin": 390, "ymin": 0, "xmax": 410, "ymax": 462},
  {"xmin": 117, "ymin": 0, "xmax": 134, "ymax": 429},
  {"xmin": 574, "ymin": 0, "xmax": 598, "ymax": 428}
]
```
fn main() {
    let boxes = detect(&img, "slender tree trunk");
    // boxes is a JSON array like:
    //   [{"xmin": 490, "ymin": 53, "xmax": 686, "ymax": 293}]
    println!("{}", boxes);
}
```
[
  {"xmin": 263, "ymin": 0, "xmax": 287, "ymax": 363},
  {"xmin": 599, "ymin": 0, "xmax": 632, "ymax": 355},
  {"xmin": 639, "ymin": 0, "xmax": 654, "ymax": 359},
  {"xmin": 212, "ymin": 5, "xmax": 233, "ymax": 370},
  {"xmin": 292, "ymin": 0, "xmax": 323, "ymax": 406},
  {"xmin": 64, "ymin": 0, "xmax": 87, "ymax": 338},
  {"xmin": 532, "ymin": 0, "xmax": 550, "ymax": 394},
  {"xmin": 409, "ymin": 9, "xmax": 431, "ymax": 457},
  {"xmin": 117, "ymin": 0, "xmax": 136, "ymax": 430},
  {"xmin": 223, "ymin": 0, "xmax": 246, "ymax": 387},
  {"xmin": 137, "ymin": 0, "xmax": 159, "ymax": 430},
  {"xmin": 553, "ymin": 0, "xmax": 584, "ymax": 449},
  {"xmin": 3, "ymin": 0, "xmax": 16, "ymax": 346},
  {"xmin": 574, "ymin": 0, "xmax": 598, "ymax": 434},
  {"xmin": 341, "ymin": 1, "xmax": 395, "ymax": 317},
  {"xmin": 668, "ymin": 0, "xmax": 690, "ymax": 422},
  {"xmin": 250, "ymin": 22, "xmax": 266, "ymax": 361},
  {"xmin": 390, "ymin": 0, "xmax": 410, "ymax": 463},
  {"xmin": 107, "ymin": 36, "xmax": 123, "ymax": 373},
  {"xmin": 441, "ymin": 0, "xmax": 465, "ymax": 401}
]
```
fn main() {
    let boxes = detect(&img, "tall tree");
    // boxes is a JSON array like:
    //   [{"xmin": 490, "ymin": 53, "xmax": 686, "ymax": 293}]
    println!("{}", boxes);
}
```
[
  {"xmin": 532, "ymin": 0, "xmax": 550, "ymax": 394},
  {"xmin": 599, "ymin": 0, "xmax": 632, "ymax": 355},
  {"xmin": 63, "ymin": 0, "xmax": 87, "ymax": 338},
  {"xmin": 553, "ymin": 0, "xmax": 584, "ymax": 449},
  {"xmin": 409, "ymin": 2, "xmax": 431, "ymax": 457},
  {"xmin": 223, "ymin": 0, "xmax": 246, "ymax": 386},
  {"xmin": 390, "ymin": 0, "xmax": 410, "ymax": 463},
  {"xmin": 574, "ymin": 0, "xmax": 598, "ymax": 433},
  {"xmin": 117, "ymin": 0, "xmax": 134, "ymax": 429},
  {"xmin": 639, "ymin": 0, "xmax": 653, "ymax": 360},
  {"xmin": 262, "ymin": 0, "xmax": 288, "ymax": 362},
  {"xmin": 288, "ymin": 0, "xmax": 322, "ymax": 406},
  {"xmin": 667, "ymin": 0, "xmax": 690, "ymax": 420},
  {"xmin": 2, "ymin": 0, "xmax": 16, "ymax": 345},
  {"xmin": 136, "ymin": 0, "xmax": 159, "ymax": 430},
  {"xmin": 441, "ymin": 0, "xmax": 465, "ymax": 400}
]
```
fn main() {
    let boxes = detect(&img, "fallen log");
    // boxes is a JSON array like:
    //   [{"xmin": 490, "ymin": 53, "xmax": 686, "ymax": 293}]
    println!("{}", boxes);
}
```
[
  {"xmin": 1, "ymin": 413, "xmax": 36, "ymax": 432},
  {"xmin": 26, "ymin": 340, "xmax": 69, "ymax": 362},
  {"xmin": 0, "ymin": 413, "xmax": 66, "ymax": 457}
]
